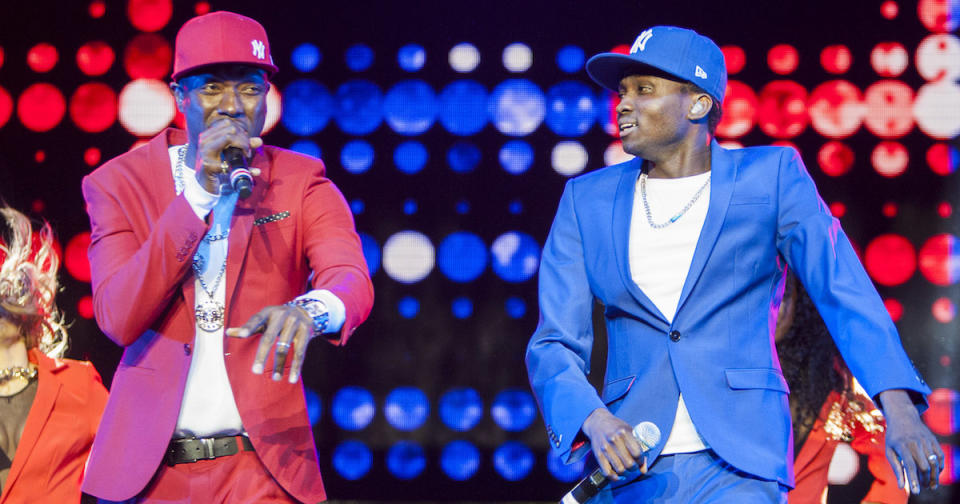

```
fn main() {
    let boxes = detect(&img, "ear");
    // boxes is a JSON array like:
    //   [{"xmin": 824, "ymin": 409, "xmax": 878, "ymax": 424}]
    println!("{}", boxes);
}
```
[
  {"xmin": 169, "ymin": 82, "xmax": 186, "ymax": 112},
  {"xmin": 688, "ymin": 95, "xmax": 712, "ymax": 119}
]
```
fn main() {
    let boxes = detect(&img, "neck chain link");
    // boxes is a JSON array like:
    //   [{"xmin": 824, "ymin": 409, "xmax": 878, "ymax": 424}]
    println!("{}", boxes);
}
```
[
  {"xmin": 0, "ymin": 365, "xmax": 37, "ymax": 384},
  {"xmin": 640, "ymin": 172, "xmax": 711, "ymax": 229}
]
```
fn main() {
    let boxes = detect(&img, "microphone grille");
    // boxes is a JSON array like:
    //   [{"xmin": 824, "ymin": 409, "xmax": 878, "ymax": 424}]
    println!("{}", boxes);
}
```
[{"xmin": 632, "ymin": 421, "xmax": 661, "ymax": 450}]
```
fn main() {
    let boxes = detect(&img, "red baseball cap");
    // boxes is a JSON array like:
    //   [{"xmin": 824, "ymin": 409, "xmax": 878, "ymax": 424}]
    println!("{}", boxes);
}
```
[{"xmin": 172, "ymin": 11, "xmax": 278, "ymax": 80}]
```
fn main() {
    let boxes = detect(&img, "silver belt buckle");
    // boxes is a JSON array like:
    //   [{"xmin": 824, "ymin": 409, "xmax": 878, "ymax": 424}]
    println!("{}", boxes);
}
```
[{"xmin": 201, "ymin": 437, "xmax": 216, "ymax": 460}]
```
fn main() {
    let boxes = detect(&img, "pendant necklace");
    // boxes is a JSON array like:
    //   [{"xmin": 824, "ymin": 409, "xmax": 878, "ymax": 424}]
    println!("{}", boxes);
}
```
[{"xmin": 640, "ymin": 171, "xmax": 711, "ymax": 229}]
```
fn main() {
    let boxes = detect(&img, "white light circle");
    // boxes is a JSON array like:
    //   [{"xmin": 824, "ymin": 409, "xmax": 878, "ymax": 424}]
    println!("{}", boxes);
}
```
[
  {"xmin": 914, "ymin": 81, "xmax": 960, "ymax": 139},
  {"xmin": 826, "ymin": 442, "xmax": 859, "ymax": 485},
  {"xmin": 263, "ymin": 85, "xmax": 282, "ymax": 135},
  {"xmin": 382, "ymin": 230, "xmax": 435, "ymax": 284},
  {"xmin": 118, "ymin": 79, "xmax": 176, "ymax": 137},
  {"xmin": 551, "ymin": 141, "xmax": 588, "ymax": 176},
  {"xmin": 916, "ymin": 33, "xmax": 960, "ymax": 82},
  {"xmin": 603, "ymin": 140, "xmax": 634, "ymax": 166},
  {"xmin": 449, "ymin": 43, "xmax": 480, "ymax": 73},
  {"xmin": 502, "ymin": 42, "xmax": 533, "ymax": 73},
  {"xmin": 718, "ymin": 140, "xmax": 745, "ymax": 149}
]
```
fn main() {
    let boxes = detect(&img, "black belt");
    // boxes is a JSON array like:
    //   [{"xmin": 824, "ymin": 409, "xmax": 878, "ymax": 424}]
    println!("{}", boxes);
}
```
[{"xmin": 165, "ymin": 435, "xmax": 254, "ymax": 466}]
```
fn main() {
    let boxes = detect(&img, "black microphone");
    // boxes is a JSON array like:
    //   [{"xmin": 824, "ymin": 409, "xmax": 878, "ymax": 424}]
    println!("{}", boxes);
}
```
[
  {"xmin": 223, "ymin": 147, "xmax": 254, "ymax": 199},
  {"xmin": 559, "ymin": 421, "xmax": 661, "ymax": 504}
]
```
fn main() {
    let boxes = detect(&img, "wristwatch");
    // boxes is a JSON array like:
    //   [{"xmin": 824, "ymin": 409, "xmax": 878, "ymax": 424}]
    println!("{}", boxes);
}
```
[{"xmin": 286, "ymin": 297, "xmax": 330, "ymax": 335}]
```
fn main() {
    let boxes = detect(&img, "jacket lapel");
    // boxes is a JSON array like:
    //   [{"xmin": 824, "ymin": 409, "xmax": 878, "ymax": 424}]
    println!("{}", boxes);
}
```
[
  {"xmin": 224, "ymin": 148, "xmax": 271, "ymax": 321},
  {"xmin": 611, "ymin": 158, "xmax": 669, "ymax": 324},
  {"xmin": 674, "ymin": 140, "xmax": 736, "ymax": 314}
]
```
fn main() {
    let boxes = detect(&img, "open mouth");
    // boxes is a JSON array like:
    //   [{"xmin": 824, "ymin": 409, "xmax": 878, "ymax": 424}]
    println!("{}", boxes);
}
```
[{"xmin": 618, "ymin": 123, "xmax": 637, "ymax": 136}]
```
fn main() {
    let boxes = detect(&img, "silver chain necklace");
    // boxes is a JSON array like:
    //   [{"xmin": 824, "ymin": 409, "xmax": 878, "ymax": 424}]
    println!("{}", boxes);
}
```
[
  {"xmin": 640, "ymin": 172, "xmax": 711, "ymax": 229},
  {"xmin": 175, "ymin": 145, "xmax": 230, "ymax": 331}
]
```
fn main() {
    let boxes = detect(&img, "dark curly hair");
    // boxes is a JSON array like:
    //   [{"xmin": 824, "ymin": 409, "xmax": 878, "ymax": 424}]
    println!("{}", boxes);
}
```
[{"xmin": 775, "ymin": 272, "xmax": 850, "ymax": 449}]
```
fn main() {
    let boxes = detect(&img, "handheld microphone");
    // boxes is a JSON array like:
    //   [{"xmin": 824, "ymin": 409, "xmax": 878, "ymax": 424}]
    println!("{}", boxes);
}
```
[
  {"xmin": 223, "ymin": 147, "xmax": 254, "ymax": 199},
  {"xmin": 559, "ymin": 421, "xmax": 661, "ymax": 504}
]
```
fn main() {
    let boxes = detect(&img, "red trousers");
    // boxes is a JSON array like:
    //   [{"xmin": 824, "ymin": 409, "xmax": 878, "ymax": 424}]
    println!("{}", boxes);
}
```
[{"xmin": 99, "ymin": 451, "xmax": 298, "ymax": 504}]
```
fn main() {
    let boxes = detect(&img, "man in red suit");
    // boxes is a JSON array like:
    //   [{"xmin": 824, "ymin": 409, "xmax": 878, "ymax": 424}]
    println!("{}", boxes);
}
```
[{"xmin": 81, "ymin": 11, "xmax": 373, "ymax": 503}]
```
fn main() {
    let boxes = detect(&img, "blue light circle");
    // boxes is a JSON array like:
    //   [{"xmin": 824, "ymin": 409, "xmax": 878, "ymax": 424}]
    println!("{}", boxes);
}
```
[
  {"xmin": 441, "ymin": 440, "xmax": 481, "ymax": 481},
  {"xmin": 398, "ymin": 44, "xmax": 426, "ymax": 72},
  {"xmin": 350, "ymin": 199, "xmax": 365, "ymax": 215},
  {"xmin": 385, "ymin": 386, "xmax": 430, "ymax": 431},
  {"xmin": 394, "ymin": 141, "xmax": 428, "ymax": 174},
  {"xmin": 455, "ymin": 200, "xmax": 470, "ymax": 214},
  {"xmin": 289, "ymin": 140, "xmax": 321, "ymax": 159},
  {"xmin": 403, "ymin": 198, "xmax": 418, "ymax": 215},
  {"xmin": 332, "ymin": 386, "xmax": 376, "ymax": 431},
  {"xmin": 340, "ymin": 139, "xmax": 374, "ymax": 174},
  {"xmin": 387, "ymin": 441, "xmax": 426, "ymax": 479},
  {"xmin": 545, "ymin": 81, "xmax": 596, "ymax": 137},
  {"xmin": 398, "ymin": 296, "xmax": 420, "ymax": 319},
  {"xmin": 437, "ymin": 232, "xmax": 487, "ymax": 283},
  {"xmin": 345, "ymin": 44, "xmax": 374, "ymax": 71},
  {"xmin": 493, "ymin": 441, "xmax": 534, "ymax": 481},
  {"xmin": 333, "ymin": 440, "xmax": 373, "ymax": 480},
  {"xmin": 451, "ymin": 296, "xmax": 473, "ymax": 319},
  {"xmin": 499, "ymin": 140, "xmax": 534, "ymax": 175},
  {"xmin": 595, "ymin": 90, "xmax": 616, "ymax": 135},
  {"xmin": 505, "ymin": 296, "xmax": 527, "ymax": 319},
  {"xmin": 291, "ymin": 43, "xmax": 321, "ymax": 72},
  {"xmin": 384, "ymin": 80, "xmax": 438, "ymax": 135},
  {"xmin": 447, "ymin": 142, "xmax": 481, "ymax": 173},
  {"xmin": 334, "ymin": 80, "xmax": 383, "ymax": 135},
  {"xmin": 488, "ymin": 79, "xmax": 546, "ymax": 136},
  {"xmin": 556, "ymin": 45, "xmax": 585, "ymax": 73},
  {"xmin": 439, "ymin": 80, "xmax": 488, "ymax": 136},
  {"xmin": 359, "ymin": 232, "xmax": 380, "ymax": 276},
  {"xmin": 491, "ymin": 388, "xmax": 537, "ymax": 431},
  {"xmin": 304, "ymin": 387, "xmax": 322, "ymax": 426},
  {"xmin": 547, "ymin": 451, "xmax": 587, "ymax": 482},
  {"xmin": 281, "ymin": 79, "xmax": 334, "ymax": 135},
  {"xmin": 508, "ymin": 199, "xmax": 523, "ymax": 215},
  {"xmin": 491, "ymin": 231, "xmax": 540, "ymax": 283},
  {"xmin": 439, "ymin": 387, "xmax": 483, "ymax": 431}
]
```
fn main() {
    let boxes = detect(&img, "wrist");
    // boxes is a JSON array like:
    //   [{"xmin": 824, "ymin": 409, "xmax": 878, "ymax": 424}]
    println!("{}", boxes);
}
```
[{"xmin": 286, "ymin": 297, "xmax": 330, "ymax": 336}]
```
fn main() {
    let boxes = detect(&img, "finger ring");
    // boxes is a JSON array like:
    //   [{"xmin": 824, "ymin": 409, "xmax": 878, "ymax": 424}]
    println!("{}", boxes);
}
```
[
  {"xmin": 276, "ymin": 341, "xmax": 291, "ymax": 350},
  {"xmin": 928, "ymin": 454, "xmax": 938, "ymax": 462}
]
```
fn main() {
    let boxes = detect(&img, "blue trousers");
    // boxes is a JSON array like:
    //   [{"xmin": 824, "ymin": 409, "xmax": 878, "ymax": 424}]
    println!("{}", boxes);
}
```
[{"xmin": 592, "ymin": 450, "xmax": 788, "ymax": 503}]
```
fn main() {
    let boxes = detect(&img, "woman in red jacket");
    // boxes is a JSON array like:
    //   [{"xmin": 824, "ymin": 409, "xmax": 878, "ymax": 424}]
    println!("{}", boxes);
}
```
[
  {"xmin": 776, "ymin": 271, "xmax": 908, "ymax": 504},
  {"xmin": 0, "ymin": 206, "xmax": 108, "ymax": 503}
]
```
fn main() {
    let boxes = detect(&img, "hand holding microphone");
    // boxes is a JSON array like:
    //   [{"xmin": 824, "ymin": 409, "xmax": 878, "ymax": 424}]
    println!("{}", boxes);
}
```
[{"xmin": 194, "ymin": 119, "xmax": 261, "ymax": 197}]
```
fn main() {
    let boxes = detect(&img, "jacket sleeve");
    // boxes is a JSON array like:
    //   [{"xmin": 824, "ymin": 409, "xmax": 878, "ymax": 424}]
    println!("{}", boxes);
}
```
[
  {"xmin": 773, "ymin": 148, "xmax": 930, "ymax": 408},
  {"xmin": 526, "ymin": 180, "xmax": 605, "ymax": 463},
  {"xmin": 299, "ymin": 163, "xmax": 374, "ymax": 346},
  {"xmin": 83, "ymin": 173, "xmax": 209, "ymax": 346}
]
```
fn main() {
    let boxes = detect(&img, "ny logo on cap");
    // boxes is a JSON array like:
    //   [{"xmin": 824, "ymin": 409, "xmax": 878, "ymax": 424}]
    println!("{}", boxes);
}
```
[
  {"xmin": 251, "ymin": 40, "xmax": 266, "ymax": 60},
  {"xmin": 695, "ymin": 65, "xmax": 708, "ymax": 79},
  {"xmin": 631, "ymin": 29, "xmax": 653, "ymax": 53}
]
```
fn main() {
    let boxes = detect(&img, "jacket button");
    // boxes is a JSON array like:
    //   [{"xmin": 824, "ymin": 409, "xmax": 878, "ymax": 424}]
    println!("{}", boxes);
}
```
[
  {"xmin": 184, "ymin": 343, "xmax": 192, "ymax": 355},
  {"xmin": 669, "ymin": 330, "xmax": 681, "ymax": 342}
]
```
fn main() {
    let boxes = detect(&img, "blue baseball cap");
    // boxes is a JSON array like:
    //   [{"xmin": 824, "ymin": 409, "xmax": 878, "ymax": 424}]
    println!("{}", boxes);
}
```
[{"xmin": 586, "ymin": 26, "xmax": 727, "ymax": 105}]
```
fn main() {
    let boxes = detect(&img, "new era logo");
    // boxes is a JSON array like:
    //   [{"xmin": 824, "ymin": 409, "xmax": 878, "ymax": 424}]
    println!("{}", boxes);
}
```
[
  {"xmin": 695, "ymin": 65, "xmax": 708, "ymax": 79},
  {"xmin": 251, "ymin": 40, "xmax": 266, "ymax": 60},
  {"xmin": 631, "ymin": 29, "xmax": 653, "ymax": 53}
]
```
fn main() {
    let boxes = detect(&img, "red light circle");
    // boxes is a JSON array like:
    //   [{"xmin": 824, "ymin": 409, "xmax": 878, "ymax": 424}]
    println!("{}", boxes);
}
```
[
  {"xmin": 757, "ymin": 81, "xmax": 808, "ymax": 139},
  {"xmin": 84, "ymin": 147, "xmax": 101, "ymax": 167},
  {"xmin": 820, "ymin": 45, "xmax": 852, "ymax": 74},
  {"xmin": 69, "ymin": 82, "xmax": 117, "ymax": 133},
  {"xmin": 127, "ymin": 0, "xmax": 173, "ymax": 32},
  {"xmin": 17, "ymin": 83, "xmax": 66, "ymax": 132},
  {"xmin": 77, "ymin": 296, "xmax": 94, "ymax": 319},
  {"xmin": 27, "ymin": 43, "xmax": 59, "ymax": 73},
  {"xmin": 30, "ymin": 200, "xmax": 45, "ymax": 214},
  {"xmin": 884, "ymin": 298, "xmax": 904, "ymax": 322},
  {"xmin": 882, "ymin": 202, "xmax": 899, "ymax": 217},
  {"xmin": 829, "ymin": 201, "xmax": 847, "ymax": 218},
  {"xmin": 0, "ymin": 86, "xmax": 12, "ymax": 128},
  {"xmin": 0, "ymin": 46, "xmax": 5, "ymax": 69},
  {"xmin": 881, "ymin": 0, "xmax": 899, "ymax": 19},
  {"xmin": 918, "ymin": 0, "xmax": 959, "ymax": 33},
  {"xmin": 863, "ymin": 80, "xmax": 914, "ymax": 138},
  {"xmin": 871, "ymin": 141, "xmax": 909, "ymax": 177},
  {"xmin": 722, "ymin": 45, "xmax": 746, "ymax": 74},
  {"xmin": 89, "ymin": 0, "xmax": 106, "ymax": 18},
  {"xmin": 871, "ymin": 42, "xmax": 909, "ymax": 77},
  {"xmin": 717, "ymin": 80, "xmax": 758, "ymax": 138},
  {"xmin": 807, "ymin": 80, "xmax": 864, "ymax": 138},
  {"xmin": 195, "ymin": 1, "xmax": 211, "ymax": 15},
  {"xmin": 34, "ymin": 150, "xmax": 45, "ymax": 163},
  {"xmin": 918, "ymin": 233, "xmax": 960, "ymax": 285},
  {"xmin": 76, "ymin": 41, "xmax": 115, "ymax": 76},
  {"xmin": 123, "ymin": 33, "xmax": 172, "ymax": 79},
  {"xmin": 864, "ymin": 234, "xmax": 917, "ymax": 286},
  {"xmin": 64, "ymin": 232, "xmax": 92, "ymax": 282},
  {"xmin": 924, "ymin": 388, "xmax": 958, "ymax": 436},
  {"xmin": 817, "ymin": 141, "xmax": 855, "ymax": 177},
  {"xmin": 938, "ymin": 202, "xmax": 953, "ymax": 218},
  {"xmin": 768, "ymin": 44, "xmax": 799, "ymax": 75},
  {"xmin": 932, "ymin": 297, "xmax": 956, "ymax": 323}
]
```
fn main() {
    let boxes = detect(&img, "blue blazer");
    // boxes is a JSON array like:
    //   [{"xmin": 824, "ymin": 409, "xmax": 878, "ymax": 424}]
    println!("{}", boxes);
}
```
[{"xmin": 526, "ymin": 141, "xmax": 930, "ymax": 486}]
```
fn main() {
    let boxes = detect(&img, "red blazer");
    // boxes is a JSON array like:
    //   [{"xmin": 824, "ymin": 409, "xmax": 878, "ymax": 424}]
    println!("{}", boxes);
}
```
[
  {"xmin": 0, "ymin": 349, "xmax": 108, "ymax": 504},
  {"xmin": 790, "ymin": 390, "xmax": 907, "ymax": 504},
  {"xmin": 80, "ymin": 129, "xmax": 374, "ymax": 502}
]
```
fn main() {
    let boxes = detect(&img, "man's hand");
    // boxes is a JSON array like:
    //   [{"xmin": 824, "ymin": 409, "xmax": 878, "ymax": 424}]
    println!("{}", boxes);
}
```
[
  {"xmin": 194, "ymin": 119, "xmax": 263, "ymax": 194},
  {"xmin": 226, "ymin": 304, "xmax": 315, "ymax": 384},
  {"xmin": 581, "ymin": 408, "xmax": 646, "ymax": 481},
  {"xmin": 879, "ymin": 389, "xmax": 943, "ymax": 493}
]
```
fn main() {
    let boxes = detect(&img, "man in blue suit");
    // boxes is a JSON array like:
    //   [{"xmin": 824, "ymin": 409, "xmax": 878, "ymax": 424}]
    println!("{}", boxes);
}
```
[{"xmin": 526, "ymin": 26, "xmax": 943, "ymax": 502}]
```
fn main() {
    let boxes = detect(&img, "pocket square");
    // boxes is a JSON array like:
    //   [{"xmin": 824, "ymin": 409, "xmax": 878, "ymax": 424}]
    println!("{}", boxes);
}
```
[{"xmin": 254, "ymin": 211, "xmax": 291, "ymax": 226}]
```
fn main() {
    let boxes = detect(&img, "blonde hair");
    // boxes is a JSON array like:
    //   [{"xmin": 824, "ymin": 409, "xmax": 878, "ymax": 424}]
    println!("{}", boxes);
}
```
[{"xmin": 0, "ymin": 207, "xmax": 67, "ymax": 358}]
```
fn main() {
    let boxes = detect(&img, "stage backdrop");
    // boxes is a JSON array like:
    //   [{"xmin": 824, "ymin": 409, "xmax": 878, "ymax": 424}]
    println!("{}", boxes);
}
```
[{"xmin": 0, "ymin": 0, "xmax": 958, "ymax": 502}]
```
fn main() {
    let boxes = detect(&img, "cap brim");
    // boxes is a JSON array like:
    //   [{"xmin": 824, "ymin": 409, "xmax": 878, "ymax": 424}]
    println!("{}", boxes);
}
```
[
  {"xmin": 585, "ymin": 52, "xmax": 685, "ymax": 92},
  {"xmin": 172, "ymin": 61, "xmax": 279, "ymax": 81}
]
